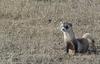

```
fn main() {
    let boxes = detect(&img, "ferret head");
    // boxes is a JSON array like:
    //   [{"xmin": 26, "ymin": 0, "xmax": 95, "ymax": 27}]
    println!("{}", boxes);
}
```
[{"xmin": 60, "ymin": 22, "xmax": 72, "ymax": 32}]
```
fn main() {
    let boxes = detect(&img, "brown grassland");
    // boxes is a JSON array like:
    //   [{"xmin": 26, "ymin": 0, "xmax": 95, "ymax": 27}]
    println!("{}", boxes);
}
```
[{"xmin": 0, "ymin": 0, "xmax": 100, "ymax": 64}]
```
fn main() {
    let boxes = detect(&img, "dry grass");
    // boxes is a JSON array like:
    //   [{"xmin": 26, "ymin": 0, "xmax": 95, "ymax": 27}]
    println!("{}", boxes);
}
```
[{"xmin": 0, "ymin": 0, "xmax": 100, "ymax": 64}]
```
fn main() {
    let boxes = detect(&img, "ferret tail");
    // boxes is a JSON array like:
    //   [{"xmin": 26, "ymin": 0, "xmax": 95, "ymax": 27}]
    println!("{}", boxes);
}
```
[
  {"xmin": 82, "ymin": 33, "xmax": 94, "ymax": 43},
  {"xmin": 82, "ymin": 33, "xmax": 91, "ymax": 39}
]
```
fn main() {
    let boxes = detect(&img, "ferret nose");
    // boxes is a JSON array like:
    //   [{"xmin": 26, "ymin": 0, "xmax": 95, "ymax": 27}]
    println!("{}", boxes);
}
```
[{"xmin": 62, "ymin": 28, "xmax": 65, "ymax": 31}]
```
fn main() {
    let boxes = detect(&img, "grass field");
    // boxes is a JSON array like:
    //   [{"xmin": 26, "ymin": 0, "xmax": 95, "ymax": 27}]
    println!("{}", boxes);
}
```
[{"xmin": 0, "ymin": 0, "xmax": 100, "ymax": 64}]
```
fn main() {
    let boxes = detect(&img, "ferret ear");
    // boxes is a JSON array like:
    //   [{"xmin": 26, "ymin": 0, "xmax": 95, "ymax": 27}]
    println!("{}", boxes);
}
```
[{"xmin": 69, "ymin": 23, "xmax": 72, "ymax": 27}]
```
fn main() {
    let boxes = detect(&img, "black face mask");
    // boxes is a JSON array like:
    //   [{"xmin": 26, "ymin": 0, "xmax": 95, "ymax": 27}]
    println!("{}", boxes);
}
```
[{"xmin": 64, "ymin": 25, "xmax": 69, "ymax": 29}]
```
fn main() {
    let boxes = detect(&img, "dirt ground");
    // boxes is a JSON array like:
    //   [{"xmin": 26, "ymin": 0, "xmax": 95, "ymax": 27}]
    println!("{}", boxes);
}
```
[{"xmin": 0, "ymin": 0, "xmax": 100, "ymax": 64}]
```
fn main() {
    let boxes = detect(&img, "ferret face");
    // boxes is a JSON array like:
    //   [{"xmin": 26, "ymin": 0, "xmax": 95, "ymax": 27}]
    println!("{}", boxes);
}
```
[{"xmin": 60, "ymin": 22, "xmax": 72, "ymax": 32}]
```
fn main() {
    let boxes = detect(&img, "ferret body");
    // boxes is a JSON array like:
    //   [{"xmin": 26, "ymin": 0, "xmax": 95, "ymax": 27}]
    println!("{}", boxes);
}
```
[{"xmin": 60, "ymin": 22, "xmax": 96, "ymax": 55}]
